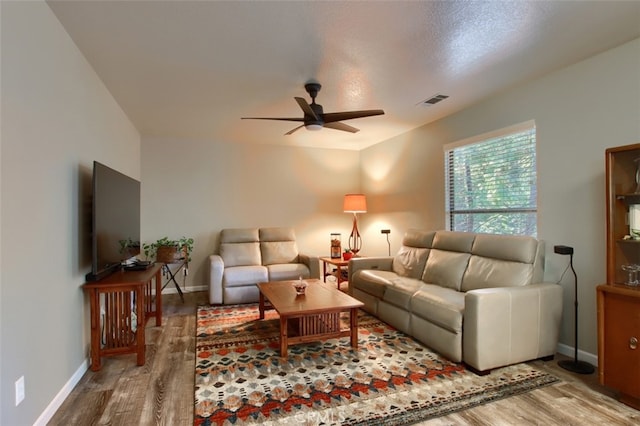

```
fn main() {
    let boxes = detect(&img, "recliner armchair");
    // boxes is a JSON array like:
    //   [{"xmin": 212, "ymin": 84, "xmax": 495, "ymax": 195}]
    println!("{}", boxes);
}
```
[{"xmin": 209, "ymin": 227, "xmax": 319, "ymax": 304}]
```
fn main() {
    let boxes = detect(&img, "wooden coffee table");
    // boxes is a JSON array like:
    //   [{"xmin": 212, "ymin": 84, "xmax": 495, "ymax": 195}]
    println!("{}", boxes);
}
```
[{"xmin": 257, "ymin": 279, "xmax": 364, "ymax": 357}]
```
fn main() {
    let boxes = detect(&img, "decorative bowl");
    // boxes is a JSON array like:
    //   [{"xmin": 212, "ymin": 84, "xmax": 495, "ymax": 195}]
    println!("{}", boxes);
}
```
[{"xmin": 293, "ymin": 279, "xmax": 308, "ymax": 295}]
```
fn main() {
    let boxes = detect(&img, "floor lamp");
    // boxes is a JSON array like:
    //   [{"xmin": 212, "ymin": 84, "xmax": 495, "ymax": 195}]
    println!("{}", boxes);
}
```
[
  {"xmin": 344, "ymin": 194, "xmax": 367, "ymax": 255},
  {"xmin": 381, "ymin": 229, "xmax": 391, "ymax": 256},
  {"xmin": 554, "ymin": 245, "xmax": 595, "ymax": 374}
]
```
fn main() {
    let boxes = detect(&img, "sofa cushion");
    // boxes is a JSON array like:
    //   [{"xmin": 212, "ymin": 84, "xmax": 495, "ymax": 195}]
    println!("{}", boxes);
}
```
[
  {"xmin": 259, "ymin": 227, "xmax": 296, "ymax": 242},
  {"xmin": 422, "ymin": 249, "xmax": 471, "ymax": 291},
  {"xmin": 460, "ymin": 233, "xmax": 538, "ymax": 291},
  {"xmin": 393, "ymin": 246, "xmax": 430, "ymax": 279},
  {"xmin": 261, "ymin": 241, "xmax": 299, "ymax": 265},
  {"xmin": 471, "ymin": 233, "xmax": 538, "ymax": 264},
  {"xmin": 382, "ymin": 277, "xmax": 424, "ymax": 309},
  {"xmin": 220, "ymin": 243, "xmax": 261, "ymax": 267},
  {"xmin": 402, "ymin": 229, "xmax": 437, "ymax": 249},
  {"xmin": 461, "ymin": 256, "xmax": 534, "ymax": 291},
  {"xmin": 431, "ymin": 231, "xmax": 475, "ymax": 252},
  {"xmin": 221, "ymin": 228, "xmax": 260, "ymax": 244},
  {"xmin": 260, "ymin": 227, "xmax": 300, "ymax": 265},
  {"xmin": 219, "ymin": 228, "xmax": 261, "ymax": 267},
  {"xmin": 266, "ymin": 263, "xmax": 310, "ymax": 281},
  {"xmin": 350, "ymin": 270, "xmax": 397, "ymax": 299},
  {"xmin": 222, "ymin": 265, "xmax": 268, "ymax": 287},
  {"xmin": 410, "ymin": 284, "xmax": 465, "ymax": 333}
]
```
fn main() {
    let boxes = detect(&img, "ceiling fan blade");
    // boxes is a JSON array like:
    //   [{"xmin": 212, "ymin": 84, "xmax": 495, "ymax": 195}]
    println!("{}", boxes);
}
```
[
  {"xmin": 323, "ymin": 109, "xmax": 385, "ymax": 123},
  {"xmin": 294, "ymin": 97, "xmax": 318, "ymax": 120},
  {"xmin": 241, "ymin": 117, "xmax": 304, "ymax": 122},
  {"xmin": 323, "ymin": 121, "xmax": 360, "ymax": 133},
  {"xmin": 285, "ymin": 124, "xmax": 305, "ymax": 135}
]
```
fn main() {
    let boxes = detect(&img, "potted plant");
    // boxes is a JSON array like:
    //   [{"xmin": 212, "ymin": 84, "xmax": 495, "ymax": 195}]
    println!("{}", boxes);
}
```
[
  {"xmin": 343, "ymin": 248, "xmax": 353, "ymax": 261},
  {"xmin": 143, "ymin": 236, "xmax": 194, "ymax": 264}
]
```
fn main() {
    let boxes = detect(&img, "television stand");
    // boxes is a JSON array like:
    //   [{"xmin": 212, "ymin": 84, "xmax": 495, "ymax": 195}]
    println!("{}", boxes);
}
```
[{"xmin": 83, "ymin": 263, "xmax": 162, "ymax": 371}]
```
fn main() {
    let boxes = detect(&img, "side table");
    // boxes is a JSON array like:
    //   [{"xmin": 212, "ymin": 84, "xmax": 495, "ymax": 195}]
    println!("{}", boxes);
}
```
[
  {"xmin": 161, "ymin": 259, "xmax": 187, "ymax": 302},
  {"xmin": 83, "ymin": 263, "xmax": 162, "ymax": 371},
  {"xmin": 320, "ymin": 257, "xmax": 350, "ymax": 291}
]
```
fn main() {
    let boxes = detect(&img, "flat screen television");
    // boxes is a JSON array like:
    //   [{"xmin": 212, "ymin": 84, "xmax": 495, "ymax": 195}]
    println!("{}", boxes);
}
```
[{"xmin": 86, "ymin": 161, "xmax": 141, "ymax": 281}]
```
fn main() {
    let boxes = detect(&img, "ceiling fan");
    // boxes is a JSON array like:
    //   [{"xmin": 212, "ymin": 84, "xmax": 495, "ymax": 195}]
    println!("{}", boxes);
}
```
[{"xmin": 241, "ymin": 82, "xmax": 384, "ymax": 135}]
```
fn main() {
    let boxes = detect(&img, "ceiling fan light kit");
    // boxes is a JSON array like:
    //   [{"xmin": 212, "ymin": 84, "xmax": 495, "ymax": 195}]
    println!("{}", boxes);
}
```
[
  {"xmin": 305, "ymin": 123, "xmax": 323, "ymax": 131},
  {"xmin": 242, "ymin": 82, "xmax": 384, "ymax": 135}
]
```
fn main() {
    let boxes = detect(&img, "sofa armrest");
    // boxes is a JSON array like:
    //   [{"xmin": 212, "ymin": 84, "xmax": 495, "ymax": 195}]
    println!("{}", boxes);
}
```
[
  {"xmin": 209, "ymin": 255, "xmax": 224, "ymax": 304},
  {"xmin": 463, "ymin": 282, "xmax": 563, "ymax": 372},
  {"xmin": 349, "ymin": 257, "xmax": 394, "ymax": 277},
  {"xmin": 299, "ymin": 253, "xmax": 320, "ymax": 279}
]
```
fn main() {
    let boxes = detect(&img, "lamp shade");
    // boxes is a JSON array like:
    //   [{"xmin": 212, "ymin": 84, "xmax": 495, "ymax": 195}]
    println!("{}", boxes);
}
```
[{"xmin": 343, "ymin": 194, "xmax": 367, "ymax": 213}]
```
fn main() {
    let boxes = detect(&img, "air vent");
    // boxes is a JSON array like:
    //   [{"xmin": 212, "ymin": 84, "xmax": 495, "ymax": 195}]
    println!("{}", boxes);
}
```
[{"xmin": 418, "ymin": 94, "xmax": 449, "ymax": 107}]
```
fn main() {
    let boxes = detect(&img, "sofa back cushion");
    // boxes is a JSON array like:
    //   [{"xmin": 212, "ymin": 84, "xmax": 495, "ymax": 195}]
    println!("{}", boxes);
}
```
[
  {"xmin": 421, "ymin": 231, "xmax": 474, "ymax": 291},
  {"xmin": 259, "ymin": 227, "xmax": 300, "ymax": 265},
  {"xmin": 402, "ymin": 229, "xmax": 437, "ymax": 249},
  {"xmin": 392, "ymin": 230, "xmax": 435, "ymax": 279},
  {"xmin": 219, "ymin": 228, "xmax": 261, "ymax": 267},
  {"xmin": 431, "ymin": 231, "xmax": 475, "ymax": 252},
  {"xmin": 422, "ymin": 250, "xmax": 471, "ymax": 291},
  {"xmin": 393, "ymin": 246, "xmax": 430, "ymax": 279},
  {"xmin": 461, "ymin": 233, "xmax": 540, "ymax": 291}
]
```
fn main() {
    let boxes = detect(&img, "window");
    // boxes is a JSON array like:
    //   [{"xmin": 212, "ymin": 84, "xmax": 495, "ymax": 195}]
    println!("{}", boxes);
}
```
[{"xmin": 444, "ymin": 121, "xmax": 537, "ymax": 236}]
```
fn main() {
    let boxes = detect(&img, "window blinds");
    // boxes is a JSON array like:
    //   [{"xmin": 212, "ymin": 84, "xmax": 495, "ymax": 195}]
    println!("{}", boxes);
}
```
[{"xmin": 444, "ymin": 123, "xmax": 537, "ymax": 236}]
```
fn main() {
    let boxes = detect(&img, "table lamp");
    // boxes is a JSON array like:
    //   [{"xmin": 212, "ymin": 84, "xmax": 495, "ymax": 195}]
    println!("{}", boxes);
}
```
[{"xmin": 344, "ymin": 194, "xmax": 367, "ymax": 255}]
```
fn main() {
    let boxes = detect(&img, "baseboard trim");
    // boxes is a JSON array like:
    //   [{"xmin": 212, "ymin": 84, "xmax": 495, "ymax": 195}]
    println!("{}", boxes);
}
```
[
  {"xmin": 34, "ymin": 358, "xmax": 88, "ymax": 425},
  {"xmin": 161, "ymin": 284, "xmax": 208, "ymax": 295},
  {"xmin": 556, "ymin": 343, "xmax": 598, "ymax": 368}
]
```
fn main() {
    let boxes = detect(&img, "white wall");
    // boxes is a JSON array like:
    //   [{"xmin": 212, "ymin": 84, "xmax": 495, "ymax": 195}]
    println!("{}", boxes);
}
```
[
  {"xmin": 0, "ymin": 2, "xmax": 140, "ymax": 424},
  {"xmin": 141, "ymin": 137, "xmax": 363, "ymax": 288},
  {"xmin": 361, "ymin": 38, "xmax": 640, "ymax": 359},
  {"xmin": 359, "ymin": 123, "xmax": 450, "ymax": 253}
]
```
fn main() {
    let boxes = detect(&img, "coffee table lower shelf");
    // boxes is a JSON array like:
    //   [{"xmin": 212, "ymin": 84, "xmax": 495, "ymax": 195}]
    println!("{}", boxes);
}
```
[
  {"xmin": 276, "ymin": 310, "xmax": 359, "ymax": 357},
  {"xmin": 258, "ymin": 280, "xmax": 363, "ymax": 357}
]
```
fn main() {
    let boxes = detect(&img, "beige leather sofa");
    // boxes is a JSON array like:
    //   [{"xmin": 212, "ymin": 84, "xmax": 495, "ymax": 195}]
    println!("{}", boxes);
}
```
[
  {"xmin": 349, "ymin": 229, "xmax": 562, "ymax": 373},
  {"xmin": 209, "ymin": 227, "xmax": 320, "ymax": 304}
]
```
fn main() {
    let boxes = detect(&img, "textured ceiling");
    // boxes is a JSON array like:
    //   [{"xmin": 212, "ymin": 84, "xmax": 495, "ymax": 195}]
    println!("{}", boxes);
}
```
[{"xmin": 47, "ymin": 1, "xmax": 640, "ymax": 150}]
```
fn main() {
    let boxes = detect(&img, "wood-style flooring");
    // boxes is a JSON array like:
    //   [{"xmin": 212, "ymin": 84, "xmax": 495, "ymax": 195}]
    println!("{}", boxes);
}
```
[{"xmin": 48, "ymin": 291, "xmax": 639, "ymax": 425}]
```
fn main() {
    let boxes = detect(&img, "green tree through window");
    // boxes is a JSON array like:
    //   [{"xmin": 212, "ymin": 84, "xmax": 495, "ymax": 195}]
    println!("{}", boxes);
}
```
[{"xmin": 445, "ymin": 123, "xmax": 537, "ymax": 236}]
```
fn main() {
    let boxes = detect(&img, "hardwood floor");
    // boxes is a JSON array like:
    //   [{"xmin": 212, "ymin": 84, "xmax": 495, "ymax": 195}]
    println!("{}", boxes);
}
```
[{"xmin": 49, "ymin": 291, "xmax": 639, "ymax": 425}]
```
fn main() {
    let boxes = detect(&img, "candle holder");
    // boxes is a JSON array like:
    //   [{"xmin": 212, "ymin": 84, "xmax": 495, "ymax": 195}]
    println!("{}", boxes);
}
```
[
  {"xmin": 622, "ymin": 264, "xmax": 640, "ymax": 286},
  {"xmin": 293, "ymin": 277, "xmax": 307, "ymax": 295}
]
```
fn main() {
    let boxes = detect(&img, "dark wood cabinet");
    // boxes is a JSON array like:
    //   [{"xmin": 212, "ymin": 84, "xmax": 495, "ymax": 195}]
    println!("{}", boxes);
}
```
[
  {"xmin": 597, "ymin": 284, "xmax": 640, "ymax": 409},
  {"xmin": 605, "ymin": 143, "xmax": 640, "ymax": 284},
  {"xmin": 599, "ymin": 143, "xmax": 640, "ymax": 410}
]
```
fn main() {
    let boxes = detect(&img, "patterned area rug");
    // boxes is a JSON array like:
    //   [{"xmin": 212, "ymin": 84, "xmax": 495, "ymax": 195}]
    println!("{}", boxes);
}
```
[{"xmin": 195, "ymin": 304, "xmax": 559, "ymax": 426}]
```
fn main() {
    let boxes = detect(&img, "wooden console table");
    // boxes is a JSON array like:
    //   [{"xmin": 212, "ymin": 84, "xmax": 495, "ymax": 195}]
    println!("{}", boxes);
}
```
[{"xmin": 84, "ymin": 263, "xmax": 162, "ymax": 371}]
